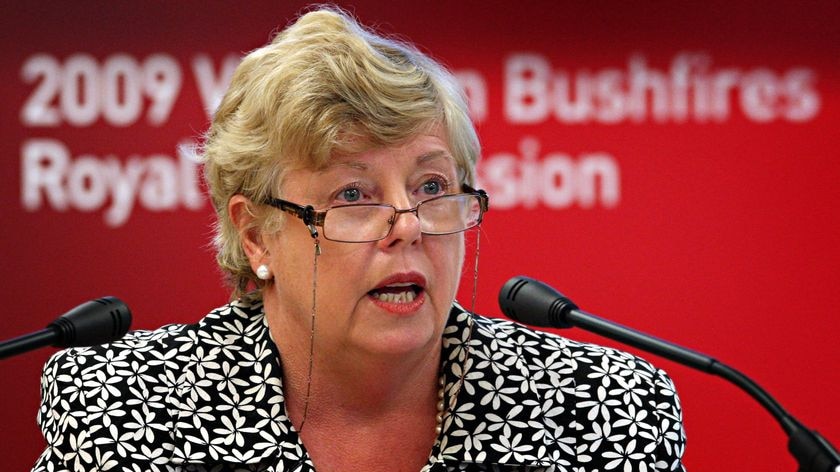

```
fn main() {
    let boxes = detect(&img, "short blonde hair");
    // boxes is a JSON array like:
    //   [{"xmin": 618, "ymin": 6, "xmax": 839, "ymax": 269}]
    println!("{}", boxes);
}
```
[{"xmin": 203, "ymin": 7, "xmax": 480, "ymax": 299}]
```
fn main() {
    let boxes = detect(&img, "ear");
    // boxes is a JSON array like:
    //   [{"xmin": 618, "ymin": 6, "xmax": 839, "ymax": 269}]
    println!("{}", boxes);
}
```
[{"xmin": 228, "ymin": 194, "xmax": 267, "ymax": 269}]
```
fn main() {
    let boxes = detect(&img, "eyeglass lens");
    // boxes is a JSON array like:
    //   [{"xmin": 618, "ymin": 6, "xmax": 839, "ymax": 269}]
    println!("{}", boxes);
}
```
[{"xmin": 322, "ymin": 194, "xmax": 482, "ymax": 242}]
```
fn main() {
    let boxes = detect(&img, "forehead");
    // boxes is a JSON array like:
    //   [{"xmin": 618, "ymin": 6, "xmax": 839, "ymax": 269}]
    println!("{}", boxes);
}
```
[
  {"xmin": 279, "ymin": 133, "xmax": 460, "ymax": 199},
  {"xmin": 319, "ymin": 131, "xmax": 458, "ymax": 174}
]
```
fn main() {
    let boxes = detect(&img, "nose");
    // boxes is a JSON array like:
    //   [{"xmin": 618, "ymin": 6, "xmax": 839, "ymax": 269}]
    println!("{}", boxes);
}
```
[{"xmin": 378, "ymin": 205, "xmax": 422, "ymax": 248}]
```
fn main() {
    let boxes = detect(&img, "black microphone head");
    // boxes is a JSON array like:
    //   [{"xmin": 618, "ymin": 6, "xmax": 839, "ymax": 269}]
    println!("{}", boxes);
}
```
[
  {"xmin": 498, "ymin": 276, "xmax": 577, "ymax": 329},
  {"xmin": 48, "ymin": 296, "xmax": 132, "ymax": 348}
]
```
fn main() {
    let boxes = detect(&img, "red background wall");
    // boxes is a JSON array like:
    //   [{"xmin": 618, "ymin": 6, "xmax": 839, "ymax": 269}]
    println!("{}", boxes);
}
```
[{"xmin": 1, "ymin": 2, "xmax": 838, "ymax": 470}]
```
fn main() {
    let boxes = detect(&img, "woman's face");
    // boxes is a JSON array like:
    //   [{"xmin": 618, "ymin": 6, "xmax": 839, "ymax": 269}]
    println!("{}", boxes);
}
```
[{"xmin": 263, "ymin": 128, "xmax": 466, "ymax": 359}]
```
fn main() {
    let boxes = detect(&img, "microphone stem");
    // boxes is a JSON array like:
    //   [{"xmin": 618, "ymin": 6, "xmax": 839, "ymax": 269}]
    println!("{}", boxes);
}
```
[
  {"xmin": 0, "ymin": 328, "xmax": 57, "ymax": 360},
  {"xmin": 566, "ymin": 309, "xmax": 714, "ymax": 371},
  {"xmin": 709, "ymin": 361, "xmax": 796, "ymax": 434},
  {"xmin": 567, "ymin": 308, "xmax": 794, "ymax": 434},
  {"xmin": 566, "ymin": 307, "xmax": 840, "ymax": 471}
]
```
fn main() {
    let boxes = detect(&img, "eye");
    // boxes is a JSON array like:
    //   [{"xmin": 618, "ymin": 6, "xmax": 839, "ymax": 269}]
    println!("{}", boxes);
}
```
[
  {"xmin": 423, "ymin": 181, "xmax": 440, "ymax": 195},
  {"xmin": 420, "ymin": 177, "xmax": 448, "ymax": 196},
  {"xmin": 339, "ymin": 187, "xmax": 362, "ymax": 202}
]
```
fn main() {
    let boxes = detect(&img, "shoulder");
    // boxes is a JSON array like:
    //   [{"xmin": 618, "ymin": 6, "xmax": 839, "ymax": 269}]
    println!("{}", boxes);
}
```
[
  {"xmin": 38, "ymin": 320, "xmax": 191, "ymax": 413},
  {"xmin": 467, "ymin": 309, "xmax": 676, "ymax": 394},
  {"xmin": 447, "ymin": 304, "xmax": 686, "ymax": 469},
  {"xmin": 34, "ymin": 324, "xmax": 180, "ymax": 470},
  {"xmin": 38, "ymin": 300, "xmax": 265, "ymax": 392},
  {"xmin": 34, "ymin": 300, "xmax": 266, "ymax": 471}
]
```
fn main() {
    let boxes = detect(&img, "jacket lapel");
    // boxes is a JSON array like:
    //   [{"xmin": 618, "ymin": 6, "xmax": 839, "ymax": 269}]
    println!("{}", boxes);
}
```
[
  {"xmin": 434, "ymin": 305, "xmax": 577, "ymax": 468},
  {"xmin": 167, "ymin": 301, "xmax": 310, "ymax": 468}
]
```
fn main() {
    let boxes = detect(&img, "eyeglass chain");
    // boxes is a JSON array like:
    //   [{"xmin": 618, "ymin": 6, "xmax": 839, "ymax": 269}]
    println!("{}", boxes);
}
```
[{"xmin": 296, "ymin": 216, "xmax": 478, "ymax": 438}]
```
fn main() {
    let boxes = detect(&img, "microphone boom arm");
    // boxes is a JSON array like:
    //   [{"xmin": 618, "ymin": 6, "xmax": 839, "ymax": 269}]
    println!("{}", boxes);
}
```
[
  {"xmin": 500, "ymin": 276, "xmax": 840, "ymax": 472},
  {"xmin": 0, "ymin": 329, "xmax": 59, "ymax": 359}
]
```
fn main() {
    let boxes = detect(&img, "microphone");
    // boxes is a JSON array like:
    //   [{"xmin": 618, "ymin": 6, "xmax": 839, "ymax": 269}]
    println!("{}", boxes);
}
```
[
  {"xmin": 499, "ymin": 276, "xmax": 714, "ymax": 370},
  {"xmin": 0, "ymin": 296, "xmax": 131, "ymax": 360},
  {"xmin": 499, "ymin": 275, "xmax": 840, "ymax": 472}
]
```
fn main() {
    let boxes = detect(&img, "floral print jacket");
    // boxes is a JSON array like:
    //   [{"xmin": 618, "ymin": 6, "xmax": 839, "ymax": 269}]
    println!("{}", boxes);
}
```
[{"xmin": 34, "ymin": 300, "xmax": 686, "ymax": 471}]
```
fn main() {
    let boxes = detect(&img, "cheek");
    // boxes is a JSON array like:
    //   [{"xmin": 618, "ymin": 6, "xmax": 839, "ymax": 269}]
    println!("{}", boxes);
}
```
[
  {"xmin": 268, "ymin": 227, "xmax": 326, "ymax": 311},
  {"xmin": 311, "ymin": 242, "xmax": 372, "ymax": 301},
  {"xmin": 270, "ymin": 248, "xmax": 312, "ymax": 312},
  {"xmin": 430, "ymin": 235, "xmax": 465, "ymax": 291}
]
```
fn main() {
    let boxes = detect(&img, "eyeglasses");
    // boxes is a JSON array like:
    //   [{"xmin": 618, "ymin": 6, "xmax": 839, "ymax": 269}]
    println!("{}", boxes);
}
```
[{"xmin": 264, "ymin": 184, "xmax": 489, "ymax": 243}]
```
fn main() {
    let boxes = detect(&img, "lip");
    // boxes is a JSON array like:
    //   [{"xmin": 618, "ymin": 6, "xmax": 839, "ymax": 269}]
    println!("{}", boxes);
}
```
[
  {"xmin": 371, "ymin": 271, "xmax": 427, "ymax": 290},
  {"xmin": 368, "ymin": 271, "xmax": 428, "ymax": 315}
]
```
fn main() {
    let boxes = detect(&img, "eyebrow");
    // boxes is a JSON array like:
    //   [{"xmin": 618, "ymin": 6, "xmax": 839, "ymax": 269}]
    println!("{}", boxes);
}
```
[
  {"xmin": 417, "ymin": 150, "xmax": 454, "ymax": 165},
  {"xmin": 332, "ymin": 160, "xmax": 369, "ymax": 171},
  {"xmin": 321, "ymin": 150, "xmax": 454, "ymax": 173}
]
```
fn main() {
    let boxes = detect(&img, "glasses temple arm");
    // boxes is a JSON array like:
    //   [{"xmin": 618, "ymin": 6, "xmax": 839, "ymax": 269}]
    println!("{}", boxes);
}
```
[
  {"xmin": 461, "ymin": 184, "xmax": 489, "ymax": 213},
  {"xmin": 264, "ymin": 197, "xmax": 324, "ymax": 239}
]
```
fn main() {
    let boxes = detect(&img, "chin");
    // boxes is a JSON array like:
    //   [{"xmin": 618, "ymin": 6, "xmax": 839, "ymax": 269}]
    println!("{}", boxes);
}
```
[{"xmin": 358, "ymin": 324, "xmax": 439, "ymax": 357}]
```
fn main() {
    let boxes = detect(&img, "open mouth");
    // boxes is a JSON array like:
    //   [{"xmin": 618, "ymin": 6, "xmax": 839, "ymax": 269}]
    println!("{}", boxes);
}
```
[{"xmin": 368, "ymin": 283, "xmax": 424, "ymax": 304}]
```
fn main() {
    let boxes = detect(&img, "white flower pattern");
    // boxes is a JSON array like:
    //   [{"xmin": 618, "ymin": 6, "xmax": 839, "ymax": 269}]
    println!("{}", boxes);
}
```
[{"xmin": 33, "ymin": 300, "xmax": 686, "ymax": 471}]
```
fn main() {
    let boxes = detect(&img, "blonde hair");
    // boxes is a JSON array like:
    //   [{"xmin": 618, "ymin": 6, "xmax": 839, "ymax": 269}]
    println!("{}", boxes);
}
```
[{"xmin": 203, "ymin": 7, "xmax": 480, "ymax": 299}]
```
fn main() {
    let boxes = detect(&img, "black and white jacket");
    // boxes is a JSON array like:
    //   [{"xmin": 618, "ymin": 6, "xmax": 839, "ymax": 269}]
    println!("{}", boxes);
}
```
[{"xmin": 33, "ymin": 300, "xmax": 686, "ymax": 471}]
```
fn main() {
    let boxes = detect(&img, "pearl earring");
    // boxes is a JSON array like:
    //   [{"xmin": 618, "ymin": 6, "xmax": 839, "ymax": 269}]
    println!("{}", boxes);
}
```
[{"xmin": 256, "ymin": 264, "xmax": 272, "ymax": 280}]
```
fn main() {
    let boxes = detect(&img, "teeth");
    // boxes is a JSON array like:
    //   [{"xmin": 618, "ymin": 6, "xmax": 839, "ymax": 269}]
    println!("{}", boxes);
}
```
[{"xmin": 376, "ymin": 290, "xmax": 417, "ymax": 303}]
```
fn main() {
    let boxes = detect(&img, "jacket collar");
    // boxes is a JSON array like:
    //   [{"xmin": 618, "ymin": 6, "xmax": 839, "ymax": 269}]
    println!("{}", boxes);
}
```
[{"xmin": 167, "ymin": 301, "xmax": 567, "ymax": 468}]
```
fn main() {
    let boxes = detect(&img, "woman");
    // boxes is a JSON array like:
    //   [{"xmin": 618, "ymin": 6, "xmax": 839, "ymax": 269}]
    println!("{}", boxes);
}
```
[{"xmin": 34, "ymin": 7, "xmax": 686, "ymax": 472}]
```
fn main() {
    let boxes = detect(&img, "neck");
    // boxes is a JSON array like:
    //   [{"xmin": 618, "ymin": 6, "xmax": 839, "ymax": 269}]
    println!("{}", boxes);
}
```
[
  {"xmin": 261, "ymin": 291, "xmax": 446, "ymax": 472},
  {"xmin": 262, "ymin": 296, "xmax": 442, "ymax": 431},
  {"xmin": 298, "ymin": 342, "xmax": 441, "ymax": 422}
]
